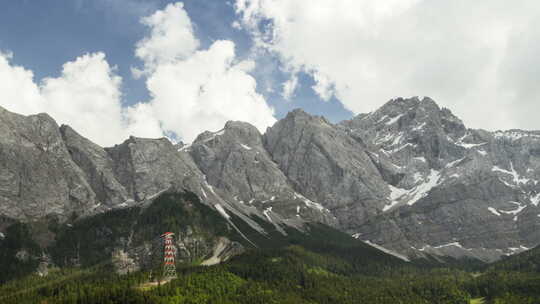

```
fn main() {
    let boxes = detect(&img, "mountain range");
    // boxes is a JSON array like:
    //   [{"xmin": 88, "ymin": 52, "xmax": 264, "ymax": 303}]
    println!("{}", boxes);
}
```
[{"xmin": 2, "ymin": 96, "xmax": 540, "ymax": 272}]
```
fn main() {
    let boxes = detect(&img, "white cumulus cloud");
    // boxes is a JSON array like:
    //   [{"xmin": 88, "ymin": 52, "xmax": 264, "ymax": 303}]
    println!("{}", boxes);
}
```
[
  {"xmin": 135, "ymin": 2, "xmax": 199, "ymax": 70},
  {"xmin": 0, "ymin": 2, "xmax": 276, "ymax": 146},
  {"xmin": 40, "ymin": 53, "xmax": 132, "ymax": 146},
  {"xmin": 0, "ymin": 51, "xmax": 161, "ymax": 146},
  {"xmin": 235, "ymin": 0, "xmax": 540, "ymax": 131},
  {"xmin": 0, "ymin": 51, "xmax": 44, "ymax": 115},
  {"xmin": 135, "ymin": 2, "xmax": 276, "ymax": 142},
  {"xmin": 282, "ymin": 74, "xmax": 298, "ymax": 100}
]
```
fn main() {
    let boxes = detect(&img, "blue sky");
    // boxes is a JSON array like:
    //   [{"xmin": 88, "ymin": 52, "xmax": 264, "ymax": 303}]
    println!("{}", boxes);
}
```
[
  {"xmin": 0, "ymin": 0, "xmax": 352, "ymax": 125},
  {"xmin": 0, "ymin": 1, "xmax": 539, "ymax": 146}
]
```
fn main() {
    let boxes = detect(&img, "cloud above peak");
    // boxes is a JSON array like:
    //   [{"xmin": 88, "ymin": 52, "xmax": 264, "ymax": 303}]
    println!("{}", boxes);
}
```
[
  {"xmin": 3, "ymin": 0, "xmax": 540, "ymax": 145},
  {"xmin": 0, "ymin": 2, "xmax": 276, "ymax": 146},
  {"xmin": 135, "ymin": 2, "xmax": 276, "ymax": 142},
  {"xmin": 0, "ymin": 51, "xmax": 161, "ymax": 146},
  {"xmin": 235, "ymin": 0, "xmax": 540, "ymax": 131}
]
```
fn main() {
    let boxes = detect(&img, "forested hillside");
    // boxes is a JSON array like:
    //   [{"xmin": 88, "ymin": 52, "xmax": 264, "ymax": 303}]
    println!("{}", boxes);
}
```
[
  {"xmin": 5, "ymin": 242, "xmax": 540, "ymax": 304},
  {"xmin": 1, "ymin": 243, "xmax": 473, "ymax": 304},
  {"xmin": 2, "ymin": 192, "xmax": 540, "ymax": 303}
]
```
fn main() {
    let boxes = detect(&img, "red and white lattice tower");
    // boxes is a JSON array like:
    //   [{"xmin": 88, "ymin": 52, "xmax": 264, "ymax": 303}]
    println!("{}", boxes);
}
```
[{"xmin": 161, "ymin": 232, "xmax": 177, "ymax": 278}]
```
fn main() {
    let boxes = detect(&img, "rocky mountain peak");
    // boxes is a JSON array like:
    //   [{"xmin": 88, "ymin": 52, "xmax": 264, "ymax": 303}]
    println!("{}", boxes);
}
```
[
  {"xmin": 187, "ymin": 117, "xmax": 336, "ymax": 227},
  {"xmin": 189, "ymin": 121, "xmax": 264, "ymax": 162},
  {"xmin": 348, "ymin": 98, "xmax": 540, "ymax": 262},
  {"xmin": 281, "ymin": 108, "xmax": 332, "ymax": 127},
  {"xmin": 123, "ymin": 135, "xmax": 173, "ymax": 147},
  {"xmin": 264, "ymin": 106, "xmax": 390, "ymax": 231},
  {"xmin": 105, "ymin": 135, "xmax": 203, "ymax": 203},
  {"xmin": 345, "ymin": 96, "xmax": 465, "ymax": 137},
  {"xmin": 192, "ymin": 129, "xmax": 226, "ymax": 146},
  {"xmin": 0, "ymin": 107, "xmax": 98, "ymax": 221},
  {"xmin": 222, "ymin": 120, "xmax": 263, "ymax": 146},
  {"xmin": 341, "ymin": 97, "xmax": 472, "ymax": 170},
  {"xmin": 4, "ymin": 97, "xmax": 540, "ymax": 264},
  {"xmin": 224, "ymin": 120, "xmax": 259, "ymax": 133}
]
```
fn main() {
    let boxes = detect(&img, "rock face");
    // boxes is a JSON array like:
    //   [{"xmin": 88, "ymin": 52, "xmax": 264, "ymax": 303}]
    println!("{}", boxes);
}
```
[
  {"xmin": 0, "ymin": 108, "xmax": 97, "ymax": 220},
  {"xmin": 60, "ymin": 125, "xmax": 130, "ymax": 209},
  {"xmin": 105, "ymin": 136, "xmax": 202, "ymax": 203},
  {"xmin": 342, "ymin": 97, "xmax": 540, "ymax": 261},
  {"xmin": 188, "ymin": 120, "xmax": 336, "ymax": 226},
  {"xmin": 111, "ymin": 249, "xmax": 140, "ymax": 275},
  {"xmin": 0, "ymin": 106, "xmax": 332, "ymax": 237},
  {"xmin": 2, "ymin": 97, "xmax": 540, "ymax": 263},
  {"xmin": 190, "ymin": 121, "xmax": 290, "ymax": 202},
  {"xmin": 264, "ymin": 109, "xmax": 388, "ymax": 230}
]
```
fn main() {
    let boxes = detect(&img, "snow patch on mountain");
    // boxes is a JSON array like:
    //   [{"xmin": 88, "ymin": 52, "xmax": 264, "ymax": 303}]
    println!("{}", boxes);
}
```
[
  {"xmin": 387, "ymin": 143, "xmax": 416, "ymax": 154},
  {"xmin": 531, "ymin": 193, "xmax": 540, "ymax": 206},
  {"xmin": 383, "ymin": 185, "xmax": 409, "ymax": 211},
  {"xmin": 507, "ymin": 246, "xmax": 530, "ymax": 255},
  {"xmin": 433, "ymin": 242, "xmax": 468, "ymax": 250},
  {"xmin": 383, "ymin": 170, "xmax": 442, "ymax": 210},
  {"xmin": 376, "ymin": 115, "xmax": 389, "ymax": 124},
  {"xmin": 412, "ymin": 122, "xmax": 426, "ymax": 132},
  {"xmin": 390, "ymin": 133, "xmax": 404, "ymax": 147},
  {"xmin": 385, "ymin": 114, "xmax": 404, "ymax": 125},
  {"xmin": 498, "ymin": 201, "xmax": 526, "ymax": 218},
  {"xmin": 494, "ymin": 130, "xmax": 540, "ymax": 141},
  {"xmin": 240, "ymin": 144, "xmax": 252, "ymax": 150},
  {"xmin": 445, "ymin": 157, "xmax": 466, "ymax": 168},
  {"xmin": 263, "ymin": 207, "xmax": 273, "ymax": 222},
  {"xmin": 488, "ymin": 207, "xmax": 501, "ymax": 216},
  {"xmin": 449, "ymin": 133, "xmax": 487, "ymax": 149},
  {"xmin": 293, "ymin": 192, "xmax": 329, "ymax": 212},
  {"xmin": 407, "ymin": 169, "xmax": 441, "ymax": 206},
  {"xmin": 363, "ymin": 240, "xmax": 410, "ymax": 262},
  {"xmin": 215, "ymin": 204, "xmax": 230, "ymax": 219},
  {"xmin": 412, "ymin": 172, "xmax": 423, "ymax": 183},
  {"xmin": 375, "ymin": 132, "xmax": 395, "ymax": 145},
  {"xmin": 200, "ymin": 187, "xmax": 207, "ymax": 198},
  {"xmin": 492, "ymin": 162, "xmax": 530, "ymax": 185}
]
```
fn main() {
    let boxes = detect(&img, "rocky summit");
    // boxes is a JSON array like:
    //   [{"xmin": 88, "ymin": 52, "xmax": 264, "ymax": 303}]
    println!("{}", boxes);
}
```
[{"xmin": 2, "ymin": 97, "xmax": 540, "ymax": 263}]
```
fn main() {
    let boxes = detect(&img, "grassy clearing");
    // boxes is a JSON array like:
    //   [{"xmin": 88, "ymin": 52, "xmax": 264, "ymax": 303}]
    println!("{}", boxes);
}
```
[{"xmin": 136, "ymin": 277, "xmax": 174, "ymax": 291}]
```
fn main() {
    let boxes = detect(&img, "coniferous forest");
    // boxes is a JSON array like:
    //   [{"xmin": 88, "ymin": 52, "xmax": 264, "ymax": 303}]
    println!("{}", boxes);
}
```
[
  {"xmin": 2, "ymin": 193, "xmax": 540, "ymax": 304},
  {"xmin": 2, "ymin": 243, "xmax": 540, "ymax": 303}
]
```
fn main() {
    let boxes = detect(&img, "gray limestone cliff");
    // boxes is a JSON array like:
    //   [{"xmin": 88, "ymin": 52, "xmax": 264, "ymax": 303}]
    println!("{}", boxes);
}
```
[
  {"xmin": 2, "ymin": 96, "xmax": 540, "ymax": 263},
  {"xmin": 263, "ymin": 109, "xmax": 389, "ymax": 231},
  {"xmin": 342, "ymin": 97, "xmax": 540, "ymax": 261},
  {"xmin": 0, "ymin": 108, "xmax": 97, "ymax": 220},
  {"xmin": 188, "ymin": 120, "xmax": 336, "ymax": 227}
]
